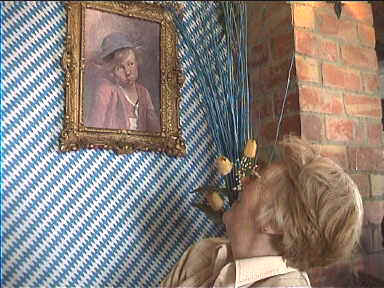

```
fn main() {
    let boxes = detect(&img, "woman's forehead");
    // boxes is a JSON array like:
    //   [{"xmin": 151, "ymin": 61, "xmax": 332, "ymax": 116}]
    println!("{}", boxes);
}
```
[{"xmin": 242, "ymin": 163, "xmax": 285, "ymax": 196}]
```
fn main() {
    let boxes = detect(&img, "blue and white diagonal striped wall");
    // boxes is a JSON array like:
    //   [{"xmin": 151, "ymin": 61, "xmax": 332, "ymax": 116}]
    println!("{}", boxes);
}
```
[{"xmin": 1, "ymin": 2, "xmax": 225, "ymax": 287}]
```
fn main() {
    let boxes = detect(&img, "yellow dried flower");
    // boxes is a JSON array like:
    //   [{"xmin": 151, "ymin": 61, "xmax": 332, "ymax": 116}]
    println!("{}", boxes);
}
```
[
  {"xmin": 207, "ymin": 192, "xmax": 224, "ymax": 212},
  {"xmin": 215, "ymin": 156, "xmax": 233, "ymax": 176},
  {"xmin": 244, "ymin": 139, "xmax": 257, "ymax": 158}
]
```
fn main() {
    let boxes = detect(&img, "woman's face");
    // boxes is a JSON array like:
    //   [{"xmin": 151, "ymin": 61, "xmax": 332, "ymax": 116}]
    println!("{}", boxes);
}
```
[
  {"xmin": 113, "ymin": 49, "xmax": 138, "ymax": 86},
  {"xmin": 222, "ymin": 164, "xmax": 280, "ymax": 246},
  {"xmin": 222, "ymin": 180, "xmax": 263, "ymax": 244}
]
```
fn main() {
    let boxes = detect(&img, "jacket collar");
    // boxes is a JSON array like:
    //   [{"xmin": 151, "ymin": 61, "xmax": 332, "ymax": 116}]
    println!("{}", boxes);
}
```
[{"xmin": 235, "ymin": 256, "xmax": 298, "ymax": 288}]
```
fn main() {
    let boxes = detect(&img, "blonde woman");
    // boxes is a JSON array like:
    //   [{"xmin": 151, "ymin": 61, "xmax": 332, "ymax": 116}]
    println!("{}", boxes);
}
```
[{"xmin": 161, "ymin": 136, "xmax": 363, "ymax": 287}]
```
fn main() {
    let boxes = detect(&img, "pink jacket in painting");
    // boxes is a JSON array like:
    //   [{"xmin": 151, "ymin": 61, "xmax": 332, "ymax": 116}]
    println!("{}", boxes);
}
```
[{"xmin": 85, "ymin": 77, "xmax": 160, "ymax": 132}]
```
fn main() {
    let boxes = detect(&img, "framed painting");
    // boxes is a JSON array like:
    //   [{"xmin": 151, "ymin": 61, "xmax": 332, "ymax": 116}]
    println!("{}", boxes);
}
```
[{"xmin": 60, "ymin": 1, "xmax": 185, "ymax": 156}]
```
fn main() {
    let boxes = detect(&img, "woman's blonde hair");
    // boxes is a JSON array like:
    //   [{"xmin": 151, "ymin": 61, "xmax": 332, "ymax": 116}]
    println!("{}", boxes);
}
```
[{"xmin": 252, "ymin": 136, "xmax": 363, "ymax": 270}]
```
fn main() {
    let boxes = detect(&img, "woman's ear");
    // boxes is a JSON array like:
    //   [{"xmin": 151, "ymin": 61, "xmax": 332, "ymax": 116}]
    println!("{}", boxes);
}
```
[{"xmin": 263, "ymin": 225, "xmax": 282, "ymax": 236}]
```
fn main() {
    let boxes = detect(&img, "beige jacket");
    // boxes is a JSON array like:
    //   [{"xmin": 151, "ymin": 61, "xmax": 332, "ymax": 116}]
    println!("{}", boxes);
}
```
[{"xmin": 160, "ymin": 237, "xmax": 310, "ymax": 288}]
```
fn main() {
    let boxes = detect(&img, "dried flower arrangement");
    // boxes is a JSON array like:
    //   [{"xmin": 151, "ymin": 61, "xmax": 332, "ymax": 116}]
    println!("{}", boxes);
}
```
[
  {"xmin": 167, "ymin": 2, "xmax": 258, "ymax": 224},
  {"xmin": 193, "ymin": 139, "xmax": 261, "ymax": 224}
]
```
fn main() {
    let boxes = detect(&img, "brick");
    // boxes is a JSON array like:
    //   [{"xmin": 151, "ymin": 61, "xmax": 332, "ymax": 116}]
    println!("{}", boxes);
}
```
[
  {"xmin": 360, "ymin": 226, "xmax": 372, "ymax": 253},
  {"xmin": 252, "ymin": 100, "xmax": 263, "ymax": 122},
  {"xmin": 250, "ymin": 69, "xmax": 260, "ymax": 88},
  {"xmin": 367, "ymin": 121, "xmax": 383, "ymax": 146},
  {"xmin": 371, "ymin": 226, "xmax": 384, "ymax": 252},
  {"xmin": 259, "ymin": 97, "xmax": 274, "ymax": 119},
  {"xmin": 250, "ymin": 42, "xmax": 269, "ymax": 67},
  {"xmin": 318, "ymin": 144, "xmax": 348, "ymax": 169},
  {"xmin": 341, "ymin": 44, "xmax": 378, "ymax": 71},
  {"xmin": 251, "ymin": 68, "xmax": 267, "ymax": 94},
  {"xmin": 299, "ymin": 86, "xmax": 344, "ymax": 114},
  {"xmin": 272, "ymin": 31, "xmax": 294, "ymax": 60},
  {"xmin": 338, "ymin": 20, "xmax": 359, "ymax": 44},
  {"xmin": 316, "ymin": 12, "xmax": 339, "ymax": 35},
  {"xmin": 265, "ymin": 7, "xmax": 293, "ymax": 35},
  {"xmin": 377, "ymin": 148, "xmax": 384, "ymax": 172},
  {"xmin": 264, "ymin": 2, "xmax": 287, "ymax": 20},
  {"xmin": 350, "ymin": 173, "xmax": 370, "ymax": 197},
  {"xmin": 317, "ymin": 38, "xmax": 338, "ymax": 62},
  {"xmin": 325, "ymin": 116, "xmax": 355, "ymax": 142},
  {"xmin": 363, "ymin": 201, "xmax": 384, "ymax": 225},
  {"xmin": 371, "ymin": 174, "xmax": 384, "ymax": 197},
  {"xmin": 262, "ymin": 116, "xmax": 300, "ymax": 145},
  {"xmin": 357, "ymin": 23, "xmax": 376, "ymax": 48},
  {"xmin": 301, "ymin": 113, "xmax": 324, "ymax": 142},
  {"xmin": 262, "ymin": 120, "xmax": 278, "ymax": 144},
  {"xmin": 295, "ymin": 29, "xmax": 317, "ymax": 57},
  {"xmin": 258, "ymin": 66, "xmax": 268, "ymax": 90},
  {"xmin": 322, "ymin": 63, "xmax": 362, "ymax": 91},
  {"xmin": 295, "ymin": 55, "xmax": 320, "ymax": 82},
  {"xmin": 347, "ymin": 147, "xmax": 384, "ymax": 172},
  {"xmin": 263, "ymin": 59, "xmax": 294, "ymax": 90},
  {"xmin": 294, "ymin": 30, "xmax": 338, "ymax": 62},
  {"xmin": 344, "ymin": 94, "xmax": 382, "ymax": 118},
  {"xmin": 362, "ymin": 73, "xmax": 380, "ymax": 94},
  {"xmin": 316, "ymin": 12, "xmax": 358, "ymax": 43},
  {"xmin": 274, "ymin": 89, "xmax": 299, "ymax": 117},
  {"xmin": 248, "ymin": 21, "xmax": 265, "ymax": 47},
  {"xmin": 293, "ymin": 5, "xmax": 315, "ymax": 30},
  {"xmin": 342, "ymin": 2, "xmax": 373, "ymax": 25},
  {"xmin": 280, "ymin": 114, "xmax": 301, "ymax": 139},
  {"xmin": 354, "ymin": 119, "xmax": 366, "ymax": 145},
  {"xmin": 305, "ymin": 2, "xmax": 329, "ymax": 8}
]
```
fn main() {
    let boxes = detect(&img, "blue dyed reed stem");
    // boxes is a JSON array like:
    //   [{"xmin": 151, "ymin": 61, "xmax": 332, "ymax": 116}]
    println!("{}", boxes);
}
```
[{"xmin": 168, "ymin": 2, "xmax": 250, "ymax": 204}]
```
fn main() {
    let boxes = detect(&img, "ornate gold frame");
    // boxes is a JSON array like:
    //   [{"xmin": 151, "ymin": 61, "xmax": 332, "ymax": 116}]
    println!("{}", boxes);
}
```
[{"xmin": 59, "ymin": 1, "xmax": 185, "ymax": 156}]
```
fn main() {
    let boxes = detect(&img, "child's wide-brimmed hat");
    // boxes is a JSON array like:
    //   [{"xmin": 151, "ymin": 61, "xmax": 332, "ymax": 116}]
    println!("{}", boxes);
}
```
[{"xmin": 99, "ymin": 32, "xmax": 141, "ymax": 59}]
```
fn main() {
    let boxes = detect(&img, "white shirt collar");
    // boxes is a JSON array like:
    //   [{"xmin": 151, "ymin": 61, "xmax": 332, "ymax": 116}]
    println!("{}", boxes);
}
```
[{"xmin": 235, "ymin": 256, "xmax": 298, "ymax": 288}]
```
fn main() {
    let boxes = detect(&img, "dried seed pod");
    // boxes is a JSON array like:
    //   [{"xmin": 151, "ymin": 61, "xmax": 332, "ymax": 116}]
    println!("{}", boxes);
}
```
[
  {"xmin": 215, "ymin": 156, "xmax": 233, "ymax": 176},
  {"xmin": 244, "ymin": 139, "xmax": 257, "ymax": 158},
  {"xmin": 207, "ymin": 192, "xmax": 224, "ymax": 212}
]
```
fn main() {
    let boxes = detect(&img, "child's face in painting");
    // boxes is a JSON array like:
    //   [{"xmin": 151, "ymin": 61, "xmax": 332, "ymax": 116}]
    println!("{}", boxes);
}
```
[{"xmin": 113, "ymin": 49, "xmax": 138, "ymax": 86}]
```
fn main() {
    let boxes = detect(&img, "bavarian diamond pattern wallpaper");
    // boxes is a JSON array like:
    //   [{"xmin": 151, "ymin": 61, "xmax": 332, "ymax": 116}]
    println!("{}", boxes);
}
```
[{"xmin": 1, "ymin": 2, "xmax": 225, "ymax": 287}]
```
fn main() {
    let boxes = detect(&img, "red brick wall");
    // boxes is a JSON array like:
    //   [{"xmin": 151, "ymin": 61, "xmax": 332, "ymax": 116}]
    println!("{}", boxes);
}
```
[
  {"xmin": 291, "ymin": 3, "xmax": 384, "ymax": 280},
  {"xmin": 248, "ymin": 1, "xmax": 384, "ymax": 284},
  {"xmin": 248, "ymin": 1, "xmax": 298, "ymax": 159}
]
